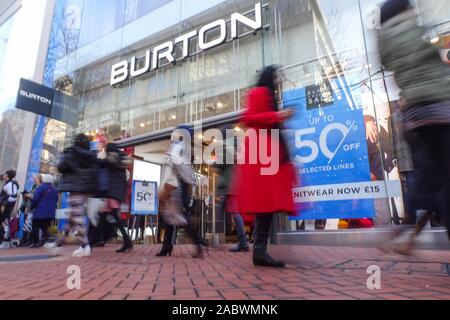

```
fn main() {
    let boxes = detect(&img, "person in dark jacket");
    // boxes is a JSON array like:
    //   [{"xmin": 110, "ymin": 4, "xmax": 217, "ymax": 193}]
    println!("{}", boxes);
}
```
[
  {"xmin": 0, "ymin": 170, "xmax": 20, "ymax": 249},
  {"xmin": 20, "ymin": 174, "xmax": 41, "ymax": 246},
  {"xmin": 45, "ymin": 134, "xmax": 98, "ymax": 257},
  {"xmin": 378, "ymin": 0, "xmax": 450, "ymax": 254},
  {"xmin": 29, "ymin": 174, "xmax": 58, "ymax": 248},
  {"xmin": 215, "ymin": 125, "xmax": 249, "ymax": 252},
  {"xmin": 99, "ymin": 143, "xmax": 133, "ymax": 253}
]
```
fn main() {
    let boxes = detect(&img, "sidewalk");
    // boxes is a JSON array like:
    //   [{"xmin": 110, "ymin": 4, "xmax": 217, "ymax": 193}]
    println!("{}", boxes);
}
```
[{"xmin": 0, "ymin": 244, "xmax": 449, "ymax": 300}]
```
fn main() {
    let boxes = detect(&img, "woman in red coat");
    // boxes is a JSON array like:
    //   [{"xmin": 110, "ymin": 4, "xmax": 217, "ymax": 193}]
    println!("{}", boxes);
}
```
[{"xmin": 230, "ymin": 66, "xmax": 297, "ymax": 267}]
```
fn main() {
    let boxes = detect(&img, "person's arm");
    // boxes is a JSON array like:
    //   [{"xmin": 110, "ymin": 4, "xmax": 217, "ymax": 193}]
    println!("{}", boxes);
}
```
[
  {"xmin": 30, "ymin": 186, "xmax": 44, "ymax": 211},
  {"xmin": 3, "ymin": 182, "xmax": 11, "ymax": 197},
  {"xmin": 364, "ymin": 115, "xmax": 379, "ymax": 144},
  {"xmin": 105, "ymin": 152, "xmax": 121, "ymax": 168},
  {"xmin": 159, "ymin": 164, "xmax": 179, "ymax": 201},
  {"xmin": 243, "ymin": 88, "xmax": 292, "ymax": 126}
]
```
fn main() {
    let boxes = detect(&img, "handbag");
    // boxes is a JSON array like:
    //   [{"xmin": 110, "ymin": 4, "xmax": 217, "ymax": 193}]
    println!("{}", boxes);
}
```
[
  {"xmin": 159, "ymin": 187, "xmax": 188, "ymax": 226},
  {"xmin": 87, "ymin": 198, "xmax": 106, "ymax": 227}
]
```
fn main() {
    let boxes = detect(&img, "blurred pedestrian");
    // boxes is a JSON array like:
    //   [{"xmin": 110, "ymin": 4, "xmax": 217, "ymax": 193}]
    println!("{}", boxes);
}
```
[
  {"xmin": 231, "ymin": 66, "xmax": 297, "ymax": 267},
  {"xmin": 99, "ymin": 143, "xmax": 134, "ymax": 253},
  {"xmin": 157, "ymin": 127, "xmax": 206, "ymax": 258},
  {"xmin": 29, "ymin": 174, "xmax": 57, "ymax": 248},
  {"xmin": 45, "ymin": 134, "xmax": 98, "ymax": 257},
  {"xmin": 215, "ymin": 125, "xmax": 249, "ymax": 252},
  {"xmin": 378, "ymin": 0, "xmax": 450, "ymax": 254},
  {"xmin": 0, "ymin": 170, "xmax": 20, "ymax": 249},
  {"xmin": 19, "ymin": 174, "xmax": 41, "ymax": 246}
]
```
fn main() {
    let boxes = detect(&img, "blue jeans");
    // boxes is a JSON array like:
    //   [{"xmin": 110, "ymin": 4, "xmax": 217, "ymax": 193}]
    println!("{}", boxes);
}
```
[{"xmin": 232, "ymin": 213, "xmax": 248, "ymax": 248}]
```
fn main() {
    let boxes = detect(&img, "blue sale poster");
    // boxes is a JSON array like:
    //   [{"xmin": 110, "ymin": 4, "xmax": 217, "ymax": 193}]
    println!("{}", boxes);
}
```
[{"xmin": 284, "ymin": 85, "xmax": 375, "ymax": 220}]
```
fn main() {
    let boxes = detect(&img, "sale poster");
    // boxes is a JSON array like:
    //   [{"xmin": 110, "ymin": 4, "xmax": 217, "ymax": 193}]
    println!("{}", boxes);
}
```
[
  {"xmin": 284, "ymin": 84, "xmax": 375, "ymax": 220},
  {"xmin": 131, "ymin": 180, "xmax": 158, "ymax": 215}
]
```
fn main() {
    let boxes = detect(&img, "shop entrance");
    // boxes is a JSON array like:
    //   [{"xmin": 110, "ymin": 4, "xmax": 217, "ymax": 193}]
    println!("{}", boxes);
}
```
[{"xmin": 132, "ymin": 137, "xmax": 230, "ymax": 246}]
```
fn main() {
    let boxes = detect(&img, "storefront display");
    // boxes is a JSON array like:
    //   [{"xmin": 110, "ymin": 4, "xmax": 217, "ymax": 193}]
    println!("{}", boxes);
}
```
[{"xmin": 28, "ymin": 0, "xmax": 450, "ymax": 238}]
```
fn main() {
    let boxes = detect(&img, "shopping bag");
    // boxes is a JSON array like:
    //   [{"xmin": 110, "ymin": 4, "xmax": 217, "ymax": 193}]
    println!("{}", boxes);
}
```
[
  {"xmin": 159, "ymin": 188, "xmax": 187, "ymax": 227},
  {"xmin": 87, "ymin": 198, "xmax": 105, "ymax": 227}
]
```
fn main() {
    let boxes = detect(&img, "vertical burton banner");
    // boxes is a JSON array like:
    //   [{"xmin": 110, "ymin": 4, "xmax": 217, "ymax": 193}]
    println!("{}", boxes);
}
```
[
  {"xmin": 284, "ymin": 81, "xmax": 375, "ymax": 220},
  {"xmin": 131, "ymin": 181, "xmax": 158, "ymax": 215}
]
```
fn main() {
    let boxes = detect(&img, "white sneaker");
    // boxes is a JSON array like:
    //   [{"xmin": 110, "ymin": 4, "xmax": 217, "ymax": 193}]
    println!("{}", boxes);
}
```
[
  {"xmin": 72, "ymin": 245, "xmax": 91, "ymax": 257},
  {"xmin": 0, "ymin": 242, "xmax": 10, "ymax": 249},
  {"xmin": 44, "ymin": 242, "xmax": 57, "ymax": 249},
  {"xmin": 43, "ymin": 242, "xmax": 62, "ymax": 255}
]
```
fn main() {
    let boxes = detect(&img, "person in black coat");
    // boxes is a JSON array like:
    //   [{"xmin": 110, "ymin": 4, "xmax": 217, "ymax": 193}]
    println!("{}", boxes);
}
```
[
  {"xmin": 99, "ymin": 143, "xmax": 133, "ymax": 253},
  {"xmin": 0, "ymin": 170, "xmax": 20, "ymax": 248},
  {"xmin": 45, "ymin": 134, "xmax": 98, "ymax": 257}
]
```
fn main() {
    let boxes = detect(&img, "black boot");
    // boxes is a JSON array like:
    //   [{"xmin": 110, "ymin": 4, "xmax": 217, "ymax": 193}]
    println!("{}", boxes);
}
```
[
  {"xmin": 116, "ymin": 241, "xmax": 133, "ymax": 253},
  {"xmin": 192, "ymin": 244, "xmax": 204, "ymax": 259},
  {"xmin": 252, "ymin": 215, "xmax": 285, "ymax": 268},
  {"xmin": 156, "ymin": 225, "xmax": 174, "ymax": 257},
  {"xmin": 156, "ymin": 244, "xmax": 173, "ymax": 257},
  {"xmin": 112, "ymin": 209, "xmax": 134, "ymax": 253},
  {"xmin": 253, "ymin": 244, "xmax": 285, "ymax": 267}
]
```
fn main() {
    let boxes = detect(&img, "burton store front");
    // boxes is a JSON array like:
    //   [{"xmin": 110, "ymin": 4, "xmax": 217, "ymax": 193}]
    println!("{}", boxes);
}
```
[{"xmin": 29, "ymin": 0, "xmax": 450, "ymax": 246}]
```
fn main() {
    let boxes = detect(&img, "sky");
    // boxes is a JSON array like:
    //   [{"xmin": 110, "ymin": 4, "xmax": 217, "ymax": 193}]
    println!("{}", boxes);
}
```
[{"xmin": 0, "ymin": 0, "xmax": 48, "ymax": 111}]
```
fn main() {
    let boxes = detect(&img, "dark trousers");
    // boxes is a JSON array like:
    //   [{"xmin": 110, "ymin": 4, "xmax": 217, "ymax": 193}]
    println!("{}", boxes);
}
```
[
  {"xmin": 31, "ymin": 219, "xmax": 51, "ymax": 245},
  {"xmin": 111, "ymin": 209, "xmax": 132, "ymax": 245},
  {"xmin": 91, "ymin": 209, "xmax": 132, "ymax": 245},
  {"xmin": 406, "ymin": 125, "xmax": 450, "ymax": 239},
  {"xmin": 400, "ymin": 171, "xmax": 417, "ymax": 225}
]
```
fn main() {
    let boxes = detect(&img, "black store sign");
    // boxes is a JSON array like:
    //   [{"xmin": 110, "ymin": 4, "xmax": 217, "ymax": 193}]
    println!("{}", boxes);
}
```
[
  {"xmin": 305, "ymin": 81, "xmax": 334, "ymax": 110},
  {"xmin": 16, "ymin": 78, "xmax": 79, "ymax": 126}
]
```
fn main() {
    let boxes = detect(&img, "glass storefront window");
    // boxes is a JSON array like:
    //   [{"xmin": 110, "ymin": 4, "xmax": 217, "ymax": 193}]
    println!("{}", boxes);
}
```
[
  {"xmin": 124, "ymin": 0, "xmax": 172, "ymax": 24},
  {"xmin": 78, "ymin": 0, "xmax": 126, "ymax": 47},
  {"xmin": 40, "ymin": 0, "xmax": 450, "ymax": 234}
]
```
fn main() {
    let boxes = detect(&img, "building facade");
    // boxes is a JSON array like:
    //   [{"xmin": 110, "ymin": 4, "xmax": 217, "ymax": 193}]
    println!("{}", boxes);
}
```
[
  {"xmin": 0, "ymin": 0, "xmax": 56, "ymax": 189},
  {"xmin": 27, "ymin": 0, "xmax": 450, "ymax": 244}
]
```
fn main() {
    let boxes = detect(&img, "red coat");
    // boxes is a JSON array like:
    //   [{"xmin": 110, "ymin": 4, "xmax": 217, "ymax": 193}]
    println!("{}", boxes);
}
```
[{"xmin": 228, "ymin": 87, "xmax": 297, "ymax": 217}]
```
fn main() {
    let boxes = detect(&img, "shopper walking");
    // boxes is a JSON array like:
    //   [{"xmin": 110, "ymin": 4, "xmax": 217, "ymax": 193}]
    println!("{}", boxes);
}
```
[
  {"xmin": 378, "ymin": 0, "xmax": 450, "ymax": 254},
  {"xmin": 19, "ymin": 174, "xmax": 41, "ymax": 246},
  {"xmin": 157, "ymin": 127, "xmax": 206, "ymax": 258},
  {"xmin": 215, "ymin": 125, "xmax": 249, "ymax": 252},
  {"xmin": 99, "ymin": 143, "xmax": 134, "ymax": 253},
  {"xmin": 45, "ymin": 134, "xmax": 98, "ymax": 257},
  {"xmin": 29, "ymin": 174, "xmax": 57, "ymax": 248},
  {"xmin": 231, "ymin": 66, "xmax": 297, "ymax": 267},
  {"xmin": 0, "ymin": 170, "xmax": 20, "ymax": 249}
]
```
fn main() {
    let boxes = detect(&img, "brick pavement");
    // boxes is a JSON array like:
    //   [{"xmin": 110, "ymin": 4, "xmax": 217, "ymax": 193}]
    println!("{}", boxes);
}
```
[{"xmin": 0, "ymin": 244, "xmax": 449, "ymax": 300}]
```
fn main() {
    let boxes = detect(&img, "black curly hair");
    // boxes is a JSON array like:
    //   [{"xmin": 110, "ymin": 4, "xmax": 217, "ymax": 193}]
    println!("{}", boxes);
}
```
[
  {"xmin": 5, "ymin": 170, "xmax": 16, "ymax": 180},
  {"xmin": 74, "ymin": 133, "xmax": 91, "ymax": 150},
  {"xmin": 380, "ymin": 0, "xmax": 411, "ymax": 25}
]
